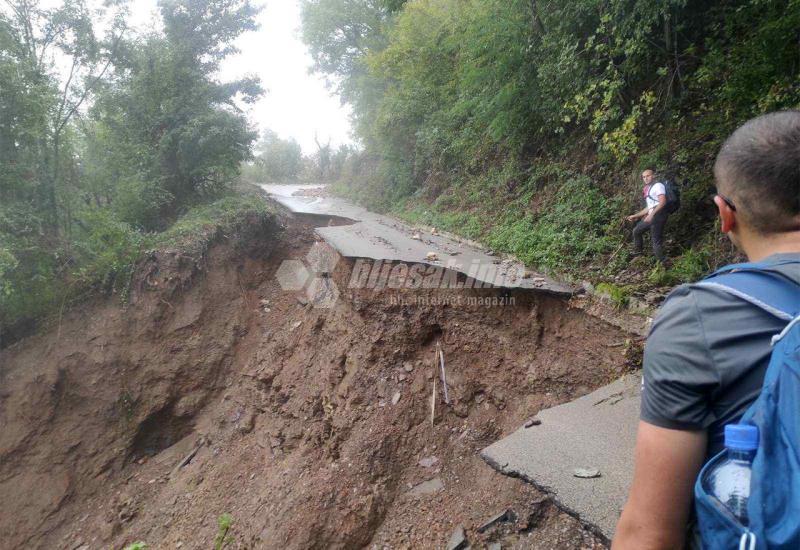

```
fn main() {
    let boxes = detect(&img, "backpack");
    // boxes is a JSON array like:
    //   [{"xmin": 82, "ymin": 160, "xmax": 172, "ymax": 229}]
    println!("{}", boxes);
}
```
[
  {"xmin": 645, "ymin": 179, "xmax": 681, "ymax": 212},
  {"xmin": 662, "ymin": 179, "xmax": 681, "ymax": 212},
  {"xmin": 694, "ymin": 260, "xmax": 800, "ymax": 550}
]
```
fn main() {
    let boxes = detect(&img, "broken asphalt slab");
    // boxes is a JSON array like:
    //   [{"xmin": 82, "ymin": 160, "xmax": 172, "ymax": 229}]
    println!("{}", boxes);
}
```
[
  {"xmin": 480, "ymin": 374, "xmax": 641, "ymax": 539},
  {"xmin": 261, "ymin": 184, "xmax": 573, "ymax": 295}
]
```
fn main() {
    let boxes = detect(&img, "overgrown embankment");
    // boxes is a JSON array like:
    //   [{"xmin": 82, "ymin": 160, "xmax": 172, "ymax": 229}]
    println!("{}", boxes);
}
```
[
  {"xmin": 0, "ymin": 205, "xmax": 638, "ymax": 549},
  {"xmin": 302, "ymin": 0, "xmax": 798, "ymax": 294},
  {"xmin": 0, "ymin": 189, "xmax": 274, "ymax": 348}
]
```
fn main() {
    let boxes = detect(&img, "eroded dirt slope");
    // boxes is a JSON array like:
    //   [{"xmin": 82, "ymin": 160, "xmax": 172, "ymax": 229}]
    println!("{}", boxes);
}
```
[{"xmin": 0, "ymin": 211, "xmax": 636, "ymax": 550}]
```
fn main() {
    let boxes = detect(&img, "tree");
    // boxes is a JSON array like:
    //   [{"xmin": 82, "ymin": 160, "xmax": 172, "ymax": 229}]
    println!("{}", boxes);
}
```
[
  {"xmin": 248, "ymin": 130, "xmax": 304, "ymax": 182},
  {"xmin": 91, "ymin": 0, "xmax": 264, "ymax": 226}
]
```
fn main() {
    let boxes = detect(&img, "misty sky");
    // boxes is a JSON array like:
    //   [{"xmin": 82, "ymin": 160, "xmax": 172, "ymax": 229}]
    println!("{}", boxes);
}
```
[{"xmin": 130, "ymin": 1, "xmax": 353, "ymax": 154}]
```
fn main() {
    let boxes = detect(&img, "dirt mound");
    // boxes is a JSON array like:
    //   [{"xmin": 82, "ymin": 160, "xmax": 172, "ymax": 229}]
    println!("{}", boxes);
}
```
[{"xmin": 0, "ymin": 210, "xmax": 635, "ymax": 549}]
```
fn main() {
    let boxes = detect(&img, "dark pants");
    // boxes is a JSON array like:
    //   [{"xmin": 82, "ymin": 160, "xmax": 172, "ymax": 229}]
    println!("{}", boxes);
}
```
[{"xmin": 633, "ymin": 209, "xmax": 670, "ymax": 263}]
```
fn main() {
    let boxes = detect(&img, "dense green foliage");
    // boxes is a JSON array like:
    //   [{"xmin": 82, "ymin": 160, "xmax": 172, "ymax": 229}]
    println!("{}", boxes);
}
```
[
  {"xmin": 242, "ymin": 130, "xmax": 305, "ymax": 182},
  {"xmin": 304, "ymin": 0, "xmax": 800, "ymax": 281},
  {"xmin": 0, "ymin": 0, "xmax": 263, "ymax": 339}
]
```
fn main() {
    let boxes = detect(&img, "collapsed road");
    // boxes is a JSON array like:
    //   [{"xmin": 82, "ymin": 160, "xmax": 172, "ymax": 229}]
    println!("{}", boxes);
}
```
[{"xmin": 0, "ymin": 185, "xmax": 648, "ymax": 549}]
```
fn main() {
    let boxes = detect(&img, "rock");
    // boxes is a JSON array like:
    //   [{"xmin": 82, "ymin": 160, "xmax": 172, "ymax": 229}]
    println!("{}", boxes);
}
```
[
  {"xmin": 573, "ymin": 468, "xmax": 601, "ymax": 479},
  {"xmin": 524, "ymin": 417, "xmax": 542, "ymax": 428},
  {"xmin": 488, "ymin": 543, "xmax": 502, "ymax": 550},
  {"xmin": 238, "ymin": 411, "xmax": 256, "ymax": 434},
  {"xmin": 411, "ymin": 233, "xmax": 422, "ymax": 240},
  {"xmin": 403, "ymin": 362, "xmax": 414, "ymax": 372},
  {"xmin": 446, "ymin": 525, "xmax": 467, "ymax": 550},
  {"xmin": 398, "ymin": 373, "xmax": 407, "ymax": 382},
  {"xmin": 477, "ymin": 509, "xmax": 515, "ymax": 533},
  {"xmin": 409, "ymin": 477, "xmax": 444, "ymax": 496},
  {"xmin": 391, "ymin": 392, "xmax": 401, "ymax": 405},
  {"xmin": 431, "ymin": 227, "xmax": 439, "ymax": 235},
  {"xmin": 418, "ymin": 456, "xmax": 439, "ymax": 468},
  {"xmin": 290, "ymin": 320, "xmax": 302, "ymax": 331},
  {"xmin": 581, "ymin": 280, "xmax": 595, "ymax": 294},
  {"xmin": 296, "ymin": 295, "xmax": 309, "ymax": 306},
  {"xmin": 425, "ymin": 252, "xmax": 438, "ymax": 262}
]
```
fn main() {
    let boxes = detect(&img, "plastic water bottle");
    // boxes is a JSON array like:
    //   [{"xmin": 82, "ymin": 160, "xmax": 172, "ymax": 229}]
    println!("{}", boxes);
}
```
[{"xmin": 702, "ymin": 423, "xmax": 758, "ymax": 525}]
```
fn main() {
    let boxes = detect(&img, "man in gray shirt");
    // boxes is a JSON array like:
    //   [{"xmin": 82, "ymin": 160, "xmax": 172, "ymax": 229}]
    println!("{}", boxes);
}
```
[{"xmin": 613, "ymin": 111, "xmax": 800, "ymax": 549}]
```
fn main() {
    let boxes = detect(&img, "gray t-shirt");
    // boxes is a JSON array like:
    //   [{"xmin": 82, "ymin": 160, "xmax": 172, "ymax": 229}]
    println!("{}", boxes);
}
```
[{"xmin": 640, "ymin": 253, "xmax": 800, "ymax": 457}]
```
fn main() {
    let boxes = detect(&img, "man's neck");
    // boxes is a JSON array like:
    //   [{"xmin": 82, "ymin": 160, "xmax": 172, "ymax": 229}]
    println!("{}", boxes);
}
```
[{"xmin": 742, "ymin": 231, "xmax": 800, "ymax": 262}]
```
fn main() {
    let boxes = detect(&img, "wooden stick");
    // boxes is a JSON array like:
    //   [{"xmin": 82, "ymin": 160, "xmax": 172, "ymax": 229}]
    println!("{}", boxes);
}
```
[
  {"xmin": 431, "ymin": 377, "xmax": 436, "ymax": 426},
  {"xmin": 437, "ymin": 341, "xmax": 450, "ymax": 404}
]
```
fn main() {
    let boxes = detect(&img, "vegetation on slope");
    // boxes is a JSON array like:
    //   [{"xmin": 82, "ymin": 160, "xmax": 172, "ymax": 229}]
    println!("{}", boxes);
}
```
[
  {"xmin": 0, "ymin": 0, "xmax": 264, "ymax": 341},
  {"xmin": 301, "ymin": 0, "xmax": 800, "ymax": 285}
]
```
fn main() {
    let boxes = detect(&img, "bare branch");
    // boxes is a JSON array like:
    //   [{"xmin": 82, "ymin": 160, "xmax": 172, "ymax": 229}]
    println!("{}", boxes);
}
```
[{"xmin": 55, "ymin": 30, "xmax": 125, "ymax": 136}]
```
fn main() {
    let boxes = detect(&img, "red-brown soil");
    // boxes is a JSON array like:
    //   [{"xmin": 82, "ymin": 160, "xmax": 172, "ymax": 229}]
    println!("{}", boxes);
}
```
[{"xmin": 0, "ymin": 210, "xmax": 636, "ymax": 550}]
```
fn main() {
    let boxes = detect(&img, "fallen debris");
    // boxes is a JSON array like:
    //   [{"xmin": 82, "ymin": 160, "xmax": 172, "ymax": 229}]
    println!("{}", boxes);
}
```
[
  {"xmin": 418, "ymin": 456, "xmax": 439, "ymax": 468},
  {"xmin": 425, "ymin": 252, "xmax": 438, "ymax": 262},
  {"xmin": 573, "ymin": 468, "xmax": 601, "ymax": 479},
  {"xmin": 446, "ymin": 525, "xmax": 467, "ymax": 550},
  {"xmin": 524, "ymin": 417, "xmax": 541, "ymax": 428},
  {"xmin": 171, "ymin": 443, "xmax": 203, "ymax": 476},
  {"xmin": 391, "ymin": 391, "xmax": 401, "ymax": 405},
  {"xmin": 477, "ymin": 508, "xmax": 515, "ymax": 533},
  {"xmin": 409, "ymin": 477, "xmax": 444, "ymax": 497}
]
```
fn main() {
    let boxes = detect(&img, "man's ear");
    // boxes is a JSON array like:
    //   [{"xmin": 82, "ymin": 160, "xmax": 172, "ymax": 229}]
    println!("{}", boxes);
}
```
[{"xmin": 714, "ymin": 195, "xmax": 736, "ymax": 233}]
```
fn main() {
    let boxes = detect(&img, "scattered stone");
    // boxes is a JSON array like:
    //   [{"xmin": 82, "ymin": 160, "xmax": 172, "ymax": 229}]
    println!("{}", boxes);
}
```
[
  {"xmin": 488, "ymin": 543, "xmax": 502, "ymax": 550},
  {"xmin": 290, "ymin": 320, "xmax": 302, "ymax": 331},
  {"xmin": 411, "ymin": 233, "xmax": 422, "ymax": 240},
  {"xmin": 446, "ymin": 525, "xmax": 467, "ymax": 550},
  {"xmin": 524, "ymin": 417, "xmax": 542, "ymax": 428},
  {"xmin": 409, "ymin": 477, "xmax": 444, "ymax": 496},
  {"xmin": 391, "ymin": 392, "xmax": 401, "ymax": 405},
  {"xmin": 418, "ymin": 456, "xmax": 439, "ymax": 468},
  {"xmin": 477, "ymin": 509, "xmax": 515, "ymax": 533},
  {"xmin": 398, "ymin": 373, "xmax": 407, "ymax": 382},
  {"xmin": 431, "ymin": 227, "xmax": 439, "ymax": 235},
  {"xmin": 573, "ymin": 468, "xmax": 602, "ymax": 479},
  {"xmin": 296, "ymin": 295, "xmax": 309, "ymax": 306},
  {"xmin": 403, "ymin": 362, "xmax": 414, "ymax": 373},
  {"xmin": 425, "ymin": 252, "xmax": 438, "ymax": 262}
]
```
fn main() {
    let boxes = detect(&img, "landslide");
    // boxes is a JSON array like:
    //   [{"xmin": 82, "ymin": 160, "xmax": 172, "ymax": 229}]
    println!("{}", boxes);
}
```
[{"xmin": 0, "ymin": 206, "xmax": 637, "ymax": 550}]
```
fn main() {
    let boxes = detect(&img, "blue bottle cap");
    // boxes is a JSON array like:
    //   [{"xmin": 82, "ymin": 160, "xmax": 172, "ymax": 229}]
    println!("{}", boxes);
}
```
[{"xmin": 724, "ymin": 423, "xmax": 759, "ymax": 451}]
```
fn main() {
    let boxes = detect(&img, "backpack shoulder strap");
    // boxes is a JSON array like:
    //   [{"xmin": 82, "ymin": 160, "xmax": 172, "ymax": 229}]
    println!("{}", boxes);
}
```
[{"xmin": 696, "ymin": 262, "xmax": 800, "ymax": 321}]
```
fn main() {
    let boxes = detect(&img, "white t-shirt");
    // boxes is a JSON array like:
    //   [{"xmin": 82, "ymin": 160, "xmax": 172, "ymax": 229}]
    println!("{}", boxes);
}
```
[{"xmin": 645, "ymin": 182, "xmax": 666, "ymax": 211}]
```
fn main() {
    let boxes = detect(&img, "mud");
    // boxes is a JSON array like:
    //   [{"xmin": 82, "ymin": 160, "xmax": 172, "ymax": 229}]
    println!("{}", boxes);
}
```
[{"xmin": 0, "ymin": 207, "xmax": 636, "ymax": 549}]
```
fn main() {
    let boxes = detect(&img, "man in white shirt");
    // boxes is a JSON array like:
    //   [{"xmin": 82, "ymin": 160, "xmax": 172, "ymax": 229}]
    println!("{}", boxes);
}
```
[{"xmin": 627, "ymin": 169, "xmax": 670, "ymax": 264}]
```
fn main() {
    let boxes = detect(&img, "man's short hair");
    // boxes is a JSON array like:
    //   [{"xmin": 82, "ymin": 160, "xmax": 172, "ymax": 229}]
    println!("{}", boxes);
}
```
[{"xmin": 715, "ymin": 110, "xmax": 800, "ymax": 234}]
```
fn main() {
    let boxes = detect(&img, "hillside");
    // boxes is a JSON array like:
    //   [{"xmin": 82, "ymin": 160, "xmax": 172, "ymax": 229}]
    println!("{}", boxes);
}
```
[{"xmin": 301, "ymin": 0, "xmax": 799, "ymax": 290}]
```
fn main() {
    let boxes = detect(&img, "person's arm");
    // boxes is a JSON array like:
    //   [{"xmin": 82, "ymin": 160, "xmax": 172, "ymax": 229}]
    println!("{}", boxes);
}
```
[
  {"xmin": 627, "ymin": 206, "xmax": 649, "ymax": 221},
  {"xmin": 613, "ymin": 422, "xmax": 707, "ymax": 550}
]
